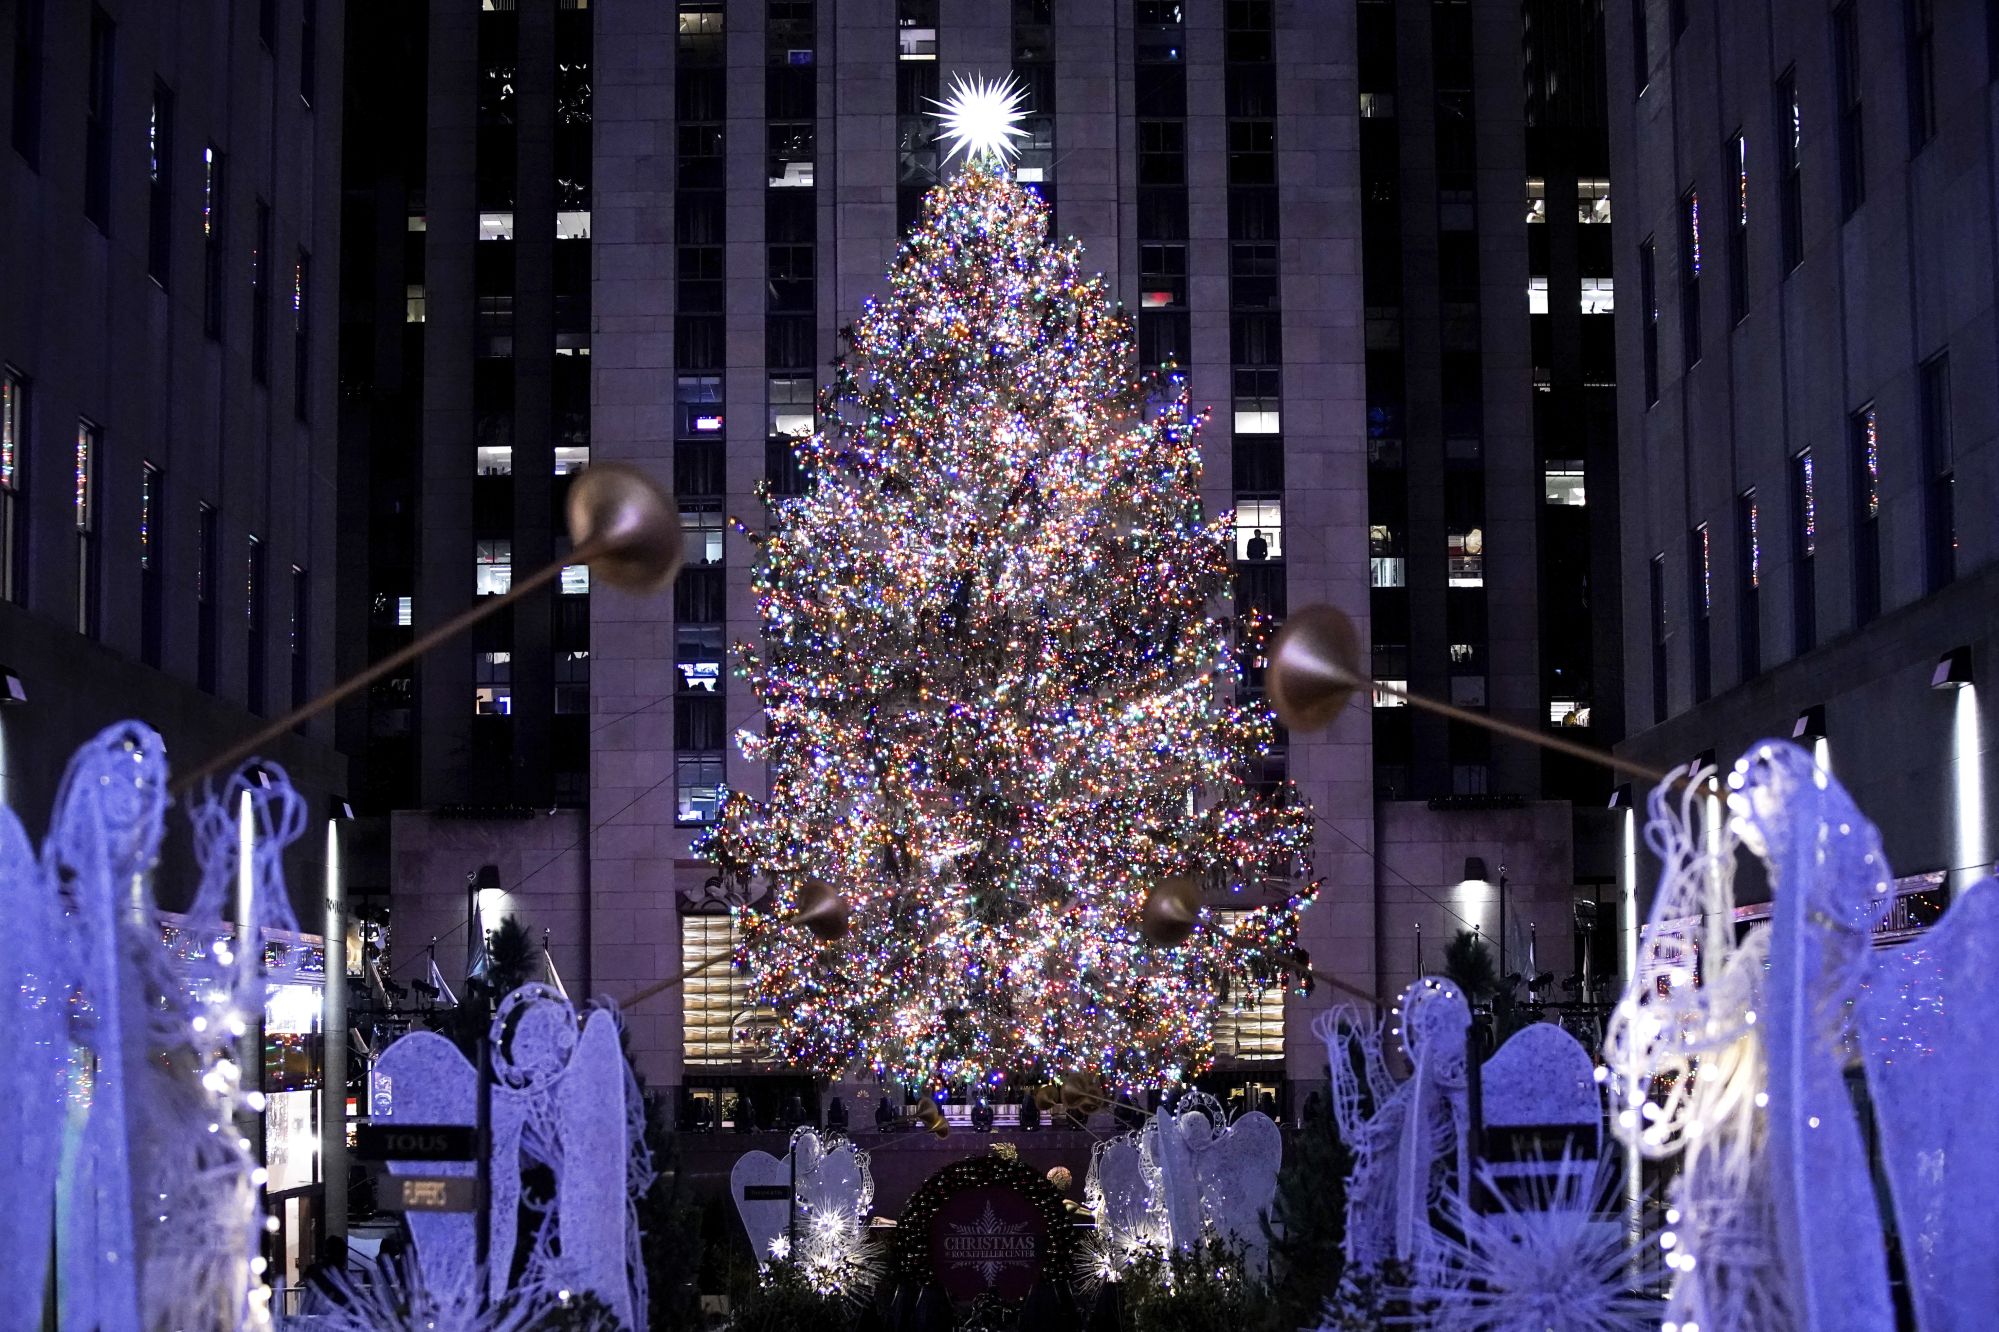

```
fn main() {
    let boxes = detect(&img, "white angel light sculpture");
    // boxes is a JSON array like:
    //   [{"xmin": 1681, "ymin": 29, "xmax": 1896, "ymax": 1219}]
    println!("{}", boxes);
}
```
[
  {"xmin": 0, "ymin": 722, "xmax": 309, "ymax": 1332},
  {"xmin": 1607, "ymin": 739, "xmax": 1999, "ymax": 1332},
  {"xmin": 371, "ymin": 984, "xmax": 655, "ymax": 1327},
  {"xmin": 1085, "ymin": 1091, "xmax": 1282, "ymax": 1274},
  {"xmin": 729, "ymin": 1127, "xmax": 874, "ymax": 1294},
  {"xmin": 1313, "ymin": 976, "xmax": 1471, "ymax": 1279}
]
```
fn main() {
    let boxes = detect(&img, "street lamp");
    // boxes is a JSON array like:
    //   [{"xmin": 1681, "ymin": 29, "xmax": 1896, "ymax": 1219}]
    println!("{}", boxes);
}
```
[{"xmin": 468, "ymin": 863, "xmax": 502, "ymax": 980}]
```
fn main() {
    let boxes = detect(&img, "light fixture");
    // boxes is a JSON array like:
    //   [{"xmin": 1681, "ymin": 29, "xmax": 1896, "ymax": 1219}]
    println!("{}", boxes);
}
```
[
  {"xmin": 1461, "ymin": 856, "xmax": 1490, "ymax": 886},
  {"xmin": 0, "ymin": 666, "xmax": 24, "ymax": 706},
  {"xmin": 1792, "ymin": 704, "xmax": 1826, "ymax": 742},
  {"xmin": 1932, "ymin": 646, "xmax": 1972, "ymax": 691},
  {"xmin": 1608, "ymin": 783, "xmax": 1632, "ymax": 810},
  {"xmin": 472, "ymin": 863, "xmax": 503, "ymax": 892},
  {"xmin": 333, "ymin": 797, "xmax": 356, "ymax": 821}
]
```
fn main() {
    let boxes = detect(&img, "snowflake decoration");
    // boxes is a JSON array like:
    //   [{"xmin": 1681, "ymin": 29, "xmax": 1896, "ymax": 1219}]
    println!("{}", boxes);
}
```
[
  {"xmin": 928, "ymin": 72, "xmax": 1031, "ymax": 165},
  {"xmin": 947, "ymin": 1202, "xmax": 1037, "ymax": 1285}
]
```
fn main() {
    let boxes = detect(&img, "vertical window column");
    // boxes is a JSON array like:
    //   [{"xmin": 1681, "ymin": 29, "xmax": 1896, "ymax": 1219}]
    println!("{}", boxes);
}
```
[
  {"xmin": 12, "ymin": 0, "xmax": 43, "ymax": 169},
  {"xmin": 1850, "ymin": 405, "xmax": 1880, "ymax": 624},
  {"xmin": 1736, "ymin": 489, "xmax": 1761, "ymax": 679},
  {"xmin": 203, "ymin": 147, "xmax": 226, "ymax": 337},
  {"xmin": 1639, "ymin": 238, "xmax": 1659, "ymax": 403},
  {"xmin": 1649, "ymin": 553, "xmax": 1667, "ymax": 723},
  {"xmin": 197, "ymin": 503, "xmax": 218, "ymax": 691},
  {"xmin": 74, "ymin": 420, "xmax": 99, "ymax": 638},
  {"xmin": 895, "ymin": 0, "xmax": 939, "ymax": 233},
  {"xmin": 252, "ymin": 199, "xmax": 272, "ymax": 382},
  {"xmin": 1907, "ymin": 0, "xmax": 1937, "ymax": 149},
  {"xmin": 1791, "ymin": 448, "xmax": 1817, "ymax": 652},
  {"xmin": 675, "ymin": 0, "xmax": 728, "ymax": 827},
  {"xmin": 1920, "ymin": 352, "xmax": 1955, "ymax": 590},
  {"xmin": 293, "ymin": 250, "xmax": 312, "ymax": 419},
  {"xmin": 290, "ymin": 565, "xmax": 309, "ymax": 710},
  {"xmin": 1776, "ymin": 69, "xmax": 1803, "ymax": 271},
  {"xmin": 246, "ymin": 535, "xmax": 265, "ymax": 713},
  {"xmin": 1687, "ymin": 523, "xmax": 1711, "ymax": 701},
  {"xmin": 1134, "ymin": 0, "xmax": 1189, "ymax": 373},
  {"xmin": 0, "ymin": 369, "xmax": 25, "ymax": 605},
  {"xmin": 148, "ymin": 82, "xmax": 174, "ymax": 285},
  {"xmin": 1727, "ymin": 132, "xmax": 1748, "ymax": 323},
  {"xmin": 84, "ymin": 8, "xmax": 114, "ymax": 231},
  {"xmin": 1011, "ymin": 0, "xmax": 1055, "ymax": 219},
  {"xmin": 1833, "ymin": 2, "xmax": 1864, "ymax": 217},
  {"xmin": 1679, "ymin": 188, "xmax": 1701, "ymax": 368},
  {"xmin": 140, "ymin": 462, "xmax": 163, "ymax": 666}
]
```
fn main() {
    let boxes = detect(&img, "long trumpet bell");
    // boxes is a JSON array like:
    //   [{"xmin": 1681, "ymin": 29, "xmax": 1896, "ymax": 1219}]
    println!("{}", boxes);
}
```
[
  {"xmin": 565, "ymin": 462, "xmax": 686, "ymax": 593},
  {"xmin": 794, "ymin": 878, "xmax": 851, "ymax": 942},
  {"xmin": 915, "ymin": 1094, "xmax": 951, "ymax": 1138},
  {"xmin": 1266, "ymin": 603, "xmax": 1365, "ymax": 732}
]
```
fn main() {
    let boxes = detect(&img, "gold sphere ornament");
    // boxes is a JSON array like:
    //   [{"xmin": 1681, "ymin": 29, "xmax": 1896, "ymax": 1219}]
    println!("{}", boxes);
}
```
[
  {"xmin": 793, "ymin": 877, "xmax": 851, "ymax": 942},
  {"xmin": 1266, "ymin": 603, "xmax": 1366, "ymax": 732},
  {"xmin": 565, "ymin": 462, "xmax": 685, "ymax": 594},
  {"xmin": 1140, "ymin": 875, "xmax": 1204, "ymax": 947}
]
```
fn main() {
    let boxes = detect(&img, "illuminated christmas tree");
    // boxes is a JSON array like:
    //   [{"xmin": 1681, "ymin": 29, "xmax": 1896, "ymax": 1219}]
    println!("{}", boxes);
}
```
[{"xmin": 702, "ymin": 78, "xmax": 1314, "ymax": 1093}]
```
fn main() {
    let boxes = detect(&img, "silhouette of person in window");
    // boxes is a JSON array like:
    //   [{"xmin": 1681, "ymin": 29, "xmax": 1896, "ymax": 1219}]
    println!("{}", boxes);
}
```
[{"xmin": 1245, "ymin": 529, "xmax": 1270, "ymax": 562}]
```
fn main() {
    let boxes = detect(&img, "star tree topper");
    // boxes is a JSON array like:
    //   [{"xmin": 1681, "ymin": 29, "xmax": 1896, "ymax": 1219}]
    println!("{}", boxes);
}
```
[{"xmin": 929, "ymin": 72, "xmax": 1031, "ymax": 166}]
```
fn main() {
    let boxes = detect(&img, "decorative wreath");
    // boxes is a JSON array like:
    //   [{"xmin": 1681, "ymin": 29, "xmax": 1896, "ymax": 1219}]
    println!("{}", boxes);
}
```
[{"xmin": 892, "ymin": 1152, "xmax": 1077, "ymax": 1292}]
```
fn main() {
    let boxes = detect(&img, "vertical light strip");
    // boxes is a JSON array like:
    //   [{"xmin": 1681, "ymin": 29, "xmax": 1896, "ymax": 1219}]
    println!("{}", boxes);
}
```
[
  {"xmin": 1955, "ymin": 685, "xmax": 1986, "ymax": 895},
  {"xmin": 1813, "ymin": 736, "xmax": 1832, "ymax": 776},
  {"xmin": 322, "ymin": 817, "xmax": 348, "ymax": 1247},
  {"xmin": 1621, "ymin": 804, "xmax": 1641, "ymax": 1242}
]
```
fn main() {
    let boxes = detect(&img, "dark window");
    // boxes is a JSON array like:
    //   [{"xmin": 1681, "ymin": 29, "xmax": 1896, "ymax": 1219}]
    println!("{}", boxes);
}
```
[
  {"xmin": 1226, "ymin": 120, "xmax": 1275, "ymax": 186},
  {"xmin": 0, "ymin": 368, "xmax": 27, "ymax": 606},
  {"xmin": 1736, "ymin": 489, "xmax": 1761, "ymax": 678},
  {"xmin": 1670, "ymin": 0, "xmax": 1687, "ymax": 39},
  {"xmin": 197, "ymin": 503, "xmax": 218, "ymax": 691},
  {"xmin": 1727, "ymin": 132, "xmax": 1749, "ymax": 323},
  {"xmin": 1833, "ymin": 3, "xmax": 1863, "ymax": 217},
  {"xmin": 1138, "ymin": 311, "xmax": 1190, "ymax": 369},
  {"xmin": 1230, "ymin": 313, "xmax": 1282, "ymax": 366},
  {"xmin": 140, "ymin": 463, "xmax": 163, "ymax": 666},
  {"xmin": 246, "ymin": 536, "xmax": 266, "ymax": 713},
  {"xmin": 1632, "ymin": 0, "xmax": 1649, "ymax": 94},
  {"xmin": 1688, "ymin": 525, "xmax": 1711, "ymax": 701},
  {"xmin": 1138, "ymin": 120, "xmax": 1185, "ymax": 185},
  {"xmin": 1229, "ymin": 187, "xmax": 1279, "ymax": 241},
  {"xmin": 1649, "ymin": 553, "xmax": 1667, "ymax": 723},
  {"xmin": 1920, "ymin": 352, "xmax": 1955, "ymax": 590},
  {"xmin": 1776, "ymin": 69, "xmax": 1803, "ymax": 269},
  {"xmin": 259, "ymin": 0, "xmax": 277, "ymax": 50},
  {"xmin": 1680, "ymin": 188, "xmax": 1701, "ymax": 368},
  {"xmin": 290, "ymin": 565, "xmax": 309, "ymax": 709},
  {"xmin": 85, "ymin": 8, "xmax": 115, "ymax": 231},
  {"xmin": 293, "ymin": 250, "xmax": 311, "ymax": 419},
  {"xmin": 12, "ymin": 0, "xmax": 43, "ymax": 168},
  {"xmin": 300, "ymin": 0, "xmax": 317, "ymax": 106},
  {"xmin": 1639, "ymin": 238, "xmax": 1659, "ymax": 403},
  {"xmin": 1791, "ymin": 449, "xmax": 1817, "ymax": 652},
  {"xmin": 1907, "ymin": 0, "xmax": 1936, "ymax": 148},
  {"xmin": 251, "ymin": 200, "xmax": 272, "ymax": 383},
  {"xmin": 676, "ymin": 315, "xmax": 724, "ymax": 369},
  {"xmin": 1850, "ymin": 406, "xmax": 1880, "ymax": 624},
  {"xmin": 202, "ymin": 147, "xmax": 226, "ymax": 337},
  {"xmin": 1138, "ymin": 187, "xmax": 1189, "ymax": 240}
]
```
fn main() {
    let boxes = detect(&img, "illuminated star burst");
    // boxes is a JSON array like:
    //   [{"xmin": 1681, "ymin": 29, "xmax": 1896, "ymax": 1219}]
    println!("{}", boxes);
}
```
[
  {"xmin": 929, "ymin": 72, "xmax": 1031, "ymax": 165},
  {"xmin": 1399, "ymin": 1153, "xmax": 1664, "ymax": 1332}
]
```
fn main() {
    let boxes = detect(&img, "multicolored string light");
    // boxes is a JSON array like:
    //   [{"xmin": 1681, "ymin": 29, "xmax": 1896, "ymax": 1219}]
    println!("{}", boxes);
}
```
[{"xmin": 700, "ymin": 159, "xmax": 1315, "ymax": 1092}]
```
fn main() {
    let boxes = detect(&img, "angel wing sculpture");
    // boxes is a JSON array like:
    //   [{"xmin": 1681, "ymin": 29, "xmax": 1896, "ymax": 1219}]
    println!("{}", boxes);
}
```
[
  {"xmin": 1086, "ymin": 1093, "xmax": 1280, "ymax": 1273},
  {"xmin": 1314, "ymin": 976, "xmax": 1470, "ymax": 1278}
]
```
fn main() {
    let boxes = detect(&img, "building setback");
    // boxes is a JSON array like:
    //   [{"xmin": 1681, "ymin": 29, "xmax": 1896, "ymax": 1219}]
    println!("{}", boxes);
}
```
[
  {"xmin": 376, "ymin": 0, "xmax": 1622, "ymax": 1124},
  {"xmin": 1606, "ymin": 0, "xmax": 1997, "ymax": 898}
]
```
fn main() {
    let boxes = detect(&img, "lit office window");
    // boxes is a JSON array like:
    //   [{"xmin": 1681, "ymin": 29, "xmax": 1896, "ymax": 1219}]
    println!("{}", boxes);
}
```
[
  {"xmin": 475, "ymin": 650, "xmax": 512, "ymax": 715},
  {"xmin": 476, "ymin": 539, "xmax": 513, "ymax": 595},
  {"xmin": 1446, "ymin": 529, "xmax": 1484, "ymax": 586},
  {"xmin": 1234, "ymin": 498, "xmax": 1282, "ymax": 562},
  {"xmin": 1543, "ymin": 462, "xmax": 1586, "ymax": 506},
  {"xmin": 676, "ymin": 755, "xmax": 727, "ymax": 825},
  {"xmin": 683, "ymin": 915, "xmax": 769, "ymax": 1062}
]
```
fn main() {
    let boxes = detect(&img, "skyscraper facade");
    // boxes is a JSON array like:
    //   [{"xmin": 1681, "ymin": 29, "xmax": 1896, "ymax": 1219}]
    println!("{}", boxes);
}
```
[{"xmin": 1607, "ymin": 0, "xmax": 1997, "ymax": 896}]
